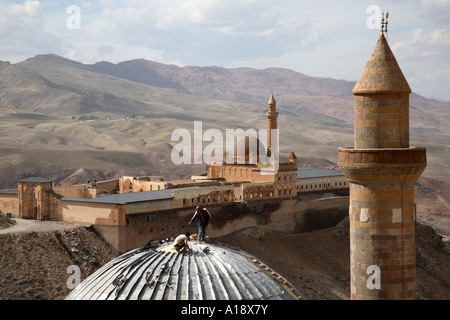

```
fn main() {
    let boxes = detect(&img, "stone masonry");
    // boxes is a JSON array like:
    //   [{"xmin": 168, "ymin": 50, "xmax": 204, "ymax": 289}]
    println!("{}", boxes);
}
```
[{"xmin": 339, "ymin": 33, "xmax": 426, "ymax": 299}]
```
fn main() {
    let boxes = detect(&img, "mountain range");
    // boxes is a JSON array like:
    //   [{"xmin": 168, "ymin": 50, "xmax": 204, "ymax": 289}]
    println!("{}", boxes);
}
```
[
  {"xmin": 0, "ymin": 54, "xmax": 448, "ymax": 188},
  {"xmin": 1, "ymin": 54, "xmax": 449, "ymax": 301}
]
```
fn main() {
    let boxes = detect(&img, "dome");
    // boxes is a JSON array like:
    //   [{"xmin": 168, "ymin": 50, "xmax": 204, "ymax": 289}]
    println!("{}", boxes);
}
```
[{"xmin": 65, "ymin": 240, "xmax": 305, "ymax": 300}]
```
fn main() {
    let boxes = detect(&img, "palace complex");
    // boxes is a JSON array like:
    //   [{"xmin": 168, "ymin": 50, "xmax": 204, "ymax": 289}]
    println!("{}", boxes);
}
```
[{"xmin": 0, "ymin": 94, "xmax": 348, "ymax": 252}]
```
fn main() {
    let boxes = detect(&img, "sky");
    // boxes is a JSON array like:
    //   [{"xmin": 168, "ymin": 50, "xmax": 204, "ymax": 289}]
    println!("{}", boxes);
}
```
[{"xmin": 0, "ymin": 0, "xmax": 449, "ymax": 101}]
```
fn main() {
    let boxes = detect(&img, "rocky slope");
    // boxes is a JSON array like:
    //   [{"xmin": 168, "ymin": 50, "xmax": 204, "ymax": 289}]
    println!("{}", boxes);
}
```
[
  {"xmin": 0, "ymin": 212, "xmax": 15, "ymax": 230},
  {"xmin": 0, "ymin": 223, "xmax": 118, "ymax": 300}
]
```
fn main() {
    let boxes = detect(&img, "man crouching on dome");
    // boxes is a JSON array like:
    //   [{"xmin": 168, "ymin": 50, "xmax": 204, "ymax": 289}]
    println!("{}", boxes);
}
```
[{"xmin": 174, "ymin": 232, "xmax": 192, "ymax": 253}]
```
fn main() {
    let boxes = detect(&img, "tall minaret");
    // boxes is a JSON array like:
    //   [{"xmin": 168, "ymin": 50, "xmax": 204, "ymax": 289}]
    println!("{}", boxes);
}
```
[
  {"xmin": 267, "ymin": 93, "xmax": 278, "ymax": 156},
  {"xmin": 338, "ymin": 15, "xmax": 427, "ymax": 299}
]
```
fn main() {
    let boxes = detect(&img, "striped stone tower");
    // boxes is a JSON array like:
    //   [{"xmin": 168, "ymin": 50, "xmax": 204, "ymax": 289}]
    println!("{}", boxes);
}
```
[
  {"xmin": 266, "ymin": 93, "xmax": 278, "ymax": 157},
  {"xmin": 338, "ymin": 18, "xmax": 427, "ymax": 299}
]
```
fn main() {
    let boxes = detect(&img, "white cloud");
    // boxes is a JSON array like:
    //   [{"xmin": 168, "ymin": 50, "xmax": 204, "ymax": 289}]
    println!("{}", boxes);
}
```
[
  {"xmin": 0, "ymin": 0, "xmax": 63, "ymax": 62},
  {"xmin": 420, "ymin": 0, "xmax": 450, "ymax": 26},
  {"xmin": 392, "ymin": 27, "xmax": 450, "ymax": 59},
  {"xmin": 0, "ymin": 0, "xmax": 449, "ymax": 100},
  {"xmin": 7, "ymin": 0, "xmax": 42, "ymax": 17},
  {"xmin": 390, "ymin": 25, "xmax": 450, "ymax": 99},
  {"xmin": 429, "ymin": 28, "xmax": 450, "ymax": 45}
]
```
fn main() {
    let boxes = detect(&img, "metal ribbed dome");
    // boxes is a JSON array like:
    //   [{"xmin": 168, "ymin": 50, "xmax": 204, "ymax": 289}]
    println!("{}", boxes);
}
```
[{"xmin": 66, "ymin": 241, "xmax": 305, "ymax": 300}]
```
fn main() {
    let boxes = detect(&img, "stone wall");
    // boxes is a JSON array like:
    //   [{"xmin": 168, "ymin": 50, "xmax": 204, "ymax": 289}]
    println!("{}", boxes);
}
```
[
  {"xmin": 121, "ymin": 195, "xmax": 349, "ymax": 253},
  {"xmin": 59, "ymin": 200, "xmax": 125, "ymax": 226},
  {"xmin": 95, "ymin": 179, "xmax": 120, "ymax": 193},
  {"xmin": 297, "ymin": 175, "xmax": 348, "ymax": 193},
  {"xmin": 0, "ymin": 192, "xmax": 19, "ymax": 215},
  {"xmin": 54, "ymin": 185, "xmax": 91, "ymax": 199}
]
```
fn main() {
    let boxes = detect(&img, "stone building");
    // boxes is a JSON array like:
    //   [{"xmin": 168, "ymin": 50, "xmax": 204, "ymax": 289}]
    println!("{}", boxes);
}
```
[
  {"xmin": 0, "ymin": 95, "xmax": 349, "ymax": 253},
  {"xmin": 17, "ymin": 177, "xmax": 55, "ymax": 220},
  {"xmin": 207, "ymin": 94, "xmax": 298, "ymax": 199},
  {"xmin": 338, "ymin": 25, "xmax": 426, "ymax": 299}
]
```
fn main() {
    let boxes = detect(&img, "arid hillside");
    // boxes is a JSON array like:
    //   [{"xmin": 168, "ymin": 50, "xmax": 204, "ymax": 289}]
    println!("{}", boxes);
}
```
[
  {"xmin": 0, "ymin": 217, "xmax": 118, "ymax": 300},
  {"xmin": 0, "ymin": 54, "xmax": 449, "ymax": 186},
  {"xmin": 416, "ymin": 177, "xmax": 450, "ymax": 236}
]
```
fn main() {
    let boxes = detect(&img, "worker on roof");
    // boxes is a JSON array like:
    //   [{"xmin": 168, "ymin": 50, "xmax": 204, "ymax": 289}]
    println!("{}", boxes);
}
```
[
  {"xmin": 188, "ymin": 206, "xmax": 212, "ymax": 243},
  {"xmin": 174, "ymin": 232, "xmax": 191, "ymax": 253}
]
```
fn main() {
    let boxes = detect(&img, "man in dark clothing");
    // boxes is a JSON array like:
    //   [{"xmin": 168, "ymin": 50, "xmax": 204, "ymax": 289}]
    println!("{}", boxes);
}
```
[{"xmin": 188, "ymin": 206, "xmax": 212, "ymax": 243}]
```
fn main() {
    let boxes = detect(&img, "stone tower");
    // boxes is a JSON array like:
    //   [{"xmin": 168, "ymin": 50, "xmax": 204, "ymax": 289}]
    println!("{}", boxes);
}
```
[
  {"xmin": 338, "ymin": 27, "xmax": 427, "ymax": 299},
  {"xmin": 18, "ymin": 177, "xmax": 54, "ymax": 220},
  {"xmin": 266, "ymin": 93, "xmax": 278, "ymax": 156}
]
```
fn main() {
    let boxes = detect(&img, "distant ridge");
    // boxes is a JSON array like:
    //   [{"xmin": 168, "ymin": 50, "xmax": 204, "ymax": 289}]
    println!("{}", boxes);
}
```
[
  {"xmin": 0, "ymin": 53, "xmax": 447, "ymax": 188},
  {"xmin": 9, "ymin": 53, "xmax": 450, "ymax": 131}
]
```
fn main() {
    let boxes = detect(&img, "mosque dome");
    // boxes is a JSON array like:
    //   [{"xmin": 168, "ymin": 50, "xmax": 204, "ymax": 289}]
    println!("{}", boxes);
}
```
[{"xmin": 65, "ymin": 240, "xmax": 305, "ymax": 300}]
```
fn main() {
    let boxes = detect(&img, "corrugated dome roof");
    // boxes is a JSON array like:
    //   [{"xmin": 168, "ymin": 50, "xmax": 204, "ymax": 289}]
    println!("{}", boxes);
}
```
[
  {"xmin": 353, "ymin": 34, "xmax": 411, "ymax": 95},
  {"xmin": 65, "ymin": 240, "xmax": 306, "ymax": 300}
]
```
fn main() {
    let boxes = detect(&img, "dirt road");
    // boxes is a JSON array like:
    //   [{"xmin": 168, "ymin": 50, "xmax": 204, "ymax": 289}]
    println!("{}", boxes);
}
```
[{"xmin": 0, "ymin": 217, "xmax": 88, "ymax": 235}]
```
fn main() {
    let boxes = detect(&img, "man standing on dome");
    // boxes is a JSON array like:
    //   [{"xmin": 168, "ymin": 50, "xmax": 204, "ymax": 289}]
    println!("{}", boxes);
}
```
[{"xmin": 188, "ymin": 206, "xmax": 212, "ymax": 243}]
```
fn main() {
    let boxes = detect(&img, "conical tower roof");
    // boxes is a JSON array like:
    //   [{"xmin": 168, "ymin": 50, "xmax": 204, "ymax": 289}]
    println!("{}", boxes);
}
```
[
  {"xmin": 353, "ymin": 34, "xmax": 411, "ymax": 94},
  {"xmin": 268, "ymin": 93, "xmax": 276, "ymax": 105}
]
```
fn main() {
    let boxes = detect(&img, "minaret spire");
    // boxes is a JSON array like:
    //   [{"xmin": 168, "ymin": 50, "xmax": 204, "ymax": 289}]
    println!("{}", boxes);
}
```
[
  {"xmin": 339, "ymin": 18, "xmax": 426, "ymax": 300},
  {"xmin": 266, "ymin": 93, "xmax": 278, "ymax": 157}
]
